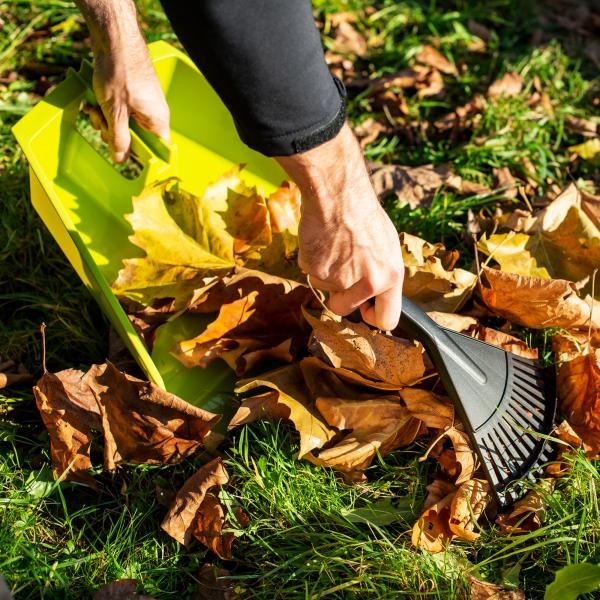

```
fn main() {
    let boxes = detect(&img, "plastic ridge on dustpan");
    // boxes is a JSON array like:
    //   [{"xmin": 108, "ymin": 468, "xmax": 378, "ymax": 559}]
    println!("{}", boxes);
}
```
[{"xmin": 12, "ymin": 41, "xmax": 287, "ymax": 416}]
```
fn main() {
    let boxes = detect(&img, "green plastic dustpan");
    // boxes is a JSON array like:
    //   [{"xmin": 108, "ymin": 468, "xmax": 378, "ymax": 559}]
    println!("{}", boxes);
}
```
[{"xmin": 12, "ymin": 41, "xmax": 287, "ymax": 412}]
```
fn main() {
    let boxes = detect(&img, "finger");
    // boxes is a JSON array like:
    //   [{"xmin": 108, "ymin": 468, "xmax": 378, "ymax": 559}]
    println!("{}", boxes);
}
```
[
  {"xmin": 328, "ymin": 278, "xmax": 379, "ymax": 316},
  {"xmin": 359, "ymin": 283, "xmax": 403, "ymax": 331},
  {"xmin": 132, "ymin": 106, "xmax": 171, "ymax": 144},
  {"xmin": 83, "ymin": 104, "xmax": 106, "ymax": 132},
  {"xmin": 106, "ymin": 105, "xmax": 131, "ymax": 163},
  {"xmin": 306, "ymin": 275, "xmax": 342, "ymax": 293}
]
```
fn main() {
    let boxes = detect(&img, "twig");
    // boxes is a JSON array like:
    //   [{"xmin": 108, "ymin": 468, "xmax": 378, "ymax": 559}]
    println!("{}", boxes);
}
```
[{"xmin": 40, "ymin": 322, "xmax": 47, "ymax": 374}]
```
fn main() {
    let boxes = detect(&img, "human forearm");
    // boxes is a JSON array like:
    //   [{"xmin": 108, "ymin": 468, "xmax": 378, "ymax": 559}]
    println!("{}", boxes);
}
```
[{"xmin": 74, "ymin": 0, "xmax": 170, "ymax": 162}]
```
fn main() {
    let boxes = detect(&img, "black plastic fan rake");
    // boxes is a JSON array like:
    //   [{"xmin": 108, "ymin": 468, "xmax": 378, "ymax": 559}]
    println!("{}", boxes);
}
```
[{"xmin": 399, "ymin": 297, "xmax": 557, "ymax": 507}]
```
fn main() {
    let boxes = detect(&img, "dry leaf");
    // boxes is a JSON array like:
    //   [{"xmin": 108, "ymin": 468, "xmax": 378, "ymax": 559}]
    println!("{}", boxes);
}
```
[
  {"xmin": 433, "ymin": 95, "xmax": 484, "ymax": 132},
  {"xmin": 448, "ymin": 479, "xmax": 491, "ymax": 540},
  {"xmin": 174, "ymin": 270, "xmax": 311, "ymax": 374},
  {"xmin": 267, "ymin": 181, "xmax": 301, "ymax": 236},
  {"xmin": 479, "ymin": 266, "xmax": 600, "ymax": 329},
  {"xmin": 443, "ymin": 427, "xmax": 478, "ymax": 484},
  {"xmin": 234, "ymin": 364, "xmax": 336, "ymax": 457},
  {"xmin": 369, "ymin": 162, "xmax": 462, "ymax": 208},
  {"xmin": 33, "ymin": 369, "xmax": 102, "ymax": 486},
  {"xmin": 307, "ymin": 395, "xmax": 421, "ymax": 472},
  {"xmin": 401, "ymin": 233, "xmax": 477, "ymax": 313},
  {"xmin": 0, "ymin": 358, "xmax": 33, "ymax": 389},
  {"xmin": 412, "ymin": 485, "xmax": 456, "ymax": 552},
  {"xmin": 353, "ymin": 118, "xmax": 389, "ymax": 148},
  {"xmin": 495, "ymin": 484, "xmax": 550, "ymax": 534},
  {"xmin": 400, "ymin": 388, "xmax": 454, "ymax": 430},
  {"xmin": 161, "ymin": 457, "xmax": 229, "ymax": 549},
  {"xmin": 565, "ymin": 115, "xmax": 597, "ymax": 137},
  {"xmin": 569, "ymin": 137, "xmax": 600, "ymax": 160},
  {"xmin": 415, "ymin": 45, "xmax": 458, "ymax": 76},
  {"xmin": 469, "ymin": 576, "xmax": 525, "ymax": 600},
  {"xmin": 487, "ymin": 72, "xmax": 524, "ymax": 98},
  {"xmin": 112, "ymin": 178, "xmax": 236, "ymax": 307},
  {"xmin": 94, "ymin": 580, "xmax": 155, "ymax": 600},
  {"xmin": 557, "ymin": 345, "xmax": 600, "ymax": 454},
  {"xmin": 304, "ymin": 309, "xmax": 426, "ymax": 386},
  {"xmin": 195, "ymin": 564, "xmax": 239, "ymax": 600},
  {"xmin": 493, "ymin": 167, "xmax": 518, "ymax": 199},
  {"xmin": 330, "ymin": 21, "xmax": 367, "ymax": 56}
]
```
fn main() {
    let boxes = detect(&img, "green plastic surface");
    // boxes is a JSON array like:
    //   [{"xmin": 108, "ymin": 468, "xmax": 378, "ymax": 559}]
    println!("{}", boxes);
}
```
[{"xmin": 12, "ymin": 41, "xmax": 287, "ymax": 411}]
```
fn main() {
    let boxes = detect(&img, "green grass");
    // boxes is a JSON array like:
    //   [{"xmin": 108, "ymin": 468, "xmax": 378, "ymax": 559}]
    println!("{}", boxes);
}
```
[{"xmin": 1, "ymin": 0, "xmax": 600, "ymax": 598}]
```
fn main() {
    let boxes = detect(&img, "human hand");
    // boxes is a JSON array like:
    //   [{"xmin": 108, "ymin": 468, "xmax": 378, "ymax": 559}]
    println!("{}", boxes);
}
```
[
  {"xmin": 76, "ymin": 0, "xmax": 170, "ymax": 163},
  {"xmin": 276, "ymin": 123, "xmax": 404, "ymax": 331}
]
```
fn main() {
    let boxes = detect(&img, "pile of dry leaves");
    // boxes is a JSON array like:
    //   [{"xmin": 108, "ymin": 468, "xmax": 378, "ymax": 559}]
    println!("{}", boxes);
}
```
[{"xmin": 21, "ymin": 163, "xmax": 600, "ymax": 563}]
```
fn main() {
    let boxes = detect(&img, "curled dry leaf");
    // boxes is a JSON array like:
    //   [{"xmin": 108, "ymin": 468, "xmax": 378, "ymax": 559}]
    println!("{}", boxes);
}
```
[
  {"xmin": 33, "ymin": 362, "xmax": 219, "ymax": 482},
  {"xmin": 401, "ymin": 233, "xmax": 477, "ymax": 313},
  {"xmin": 487, "ymin": 72, "xmax": 524, "ymax": 98},
  {"xmin": 556, "ymin": 343, "xmax": 600, "ymax": 455},
  {"xmin": 173, "ymin": 269, "xmax": 311, "ymax": 374},
  {"xmin": 495, "ymin": 482, "xmax": 551, "ymax": 534},
  {"xmin": 468, "ymin": 577, "xmax": 525, "ymax": 600},
  {"xmin": 442, "ymin": 427, "xmax": 478, "ymax": 485},
  {"xmin": 411, "ymin": 484, "xmax": 455, "ymax": 552},
  {"xmin": 161, "ymin": 457, "xmax": 234, "ymax": 556},
  {"xmin": 94, "ymin": 580, "xmax": 156, "ymax": 600},
  {"xmin": 448, "ymin": 479, "xmax": 490, "ymax": 540},
  {"xmin": 415, "ymin": 44, "xmax": 458, "ymax": 76},
  {"xmin": 307, "ymin": 395, "xmax": 422, "ymax": 473},
  {"xmin": 195, "ymin": 564, "xmax": 239, "ymax": 600},
  {"xmin": 33, "ymin": 368, "xmax": 102, "ymax": 486},
  {"xmin": 233, "ymin": 363, "xmax": 335, "ymax": 457},
  {"xmin": 304, "ymin": 308, "xmax": 426, "ymax": 386},
  {"xmin": 0, "ymin": 358, "xmax": 33, "ymax": 389},
  {"xmin": 493, "ymin": 166, "xmax": 518, "ymax": 199},
  {"xmin": 479, "ymin": 266, "xmax": 600, "ymax": 330}
]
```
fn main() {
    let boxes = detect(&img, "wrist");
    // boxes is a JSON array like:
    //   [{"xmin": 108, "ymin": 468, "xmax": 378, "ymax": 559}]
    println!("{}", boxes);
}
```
[{"xmin": 276, "ymin": 123, "xmax": 378, "ymax": 219}]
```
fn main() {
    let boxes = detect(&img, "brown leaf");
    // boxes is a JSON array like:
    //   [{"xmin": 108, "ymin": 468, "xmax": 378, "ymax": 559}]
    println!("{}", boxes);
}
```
[
  {"xmin": 220, "ymin": 187, "xmax": 271, "ymax": 257},
  {"xmin": 300, "ymin": 356, "xmax": 405, "ymax": 393},
  {"xmin": 33, "ymin": 369, "xmax": 102, "ymax": 486},
  {"xmin": 304, "ymin": 309, "xmax": 426, "ymax": 386},
  {"xmin": 94, "ymin": 580, "xmax": 155, "ymax": 600},
  {"xmin": 487, "ymin": 72, "xmax": 524, "ymax": 98},
  {"xmin": 331, "ymin": 21, "xmax": 367, "ymax": 56},
  {"xmin": 469, "ymin": 577, "xmax": 525, "ymax": 600},
  {"xmin": 433, "ymin": 95, "xmax": 484, "ymax": 132},
  {"xmin": 192, "ymin": 492, "xmax": 237, "ymax": 560},
  {"xmin": 412, "ymin": 485, "xmax": 455, "ymax": 552},
  {"xmin": 448, "ymin": 479, "xmax": 491, "ymax": 540},
  {"xmin": 195, "ymin": 564, "xmax": 239, "ymax": 600},
  {"xmin": 557, "ymin": 345, "xmax": 600, "ymax": 454},
  {"xmin": 443, "ymin": 427, "xmax": 477, "ymax": 484},
  {"xmin": 353, "ymin": 118, "xmax": 389, "ymax": 149},
  {"xmin": 369, "ymin": 162, "xmax": 462, "ymax": 208},
  {"xmin": 0, "ymin": 359, "xmax": 33, "ymax": 389},
  {"xmin": 161, "ymin": 457, "xmax": 229, "ymax": 548},
  {"xmin": 267, "ymin": 181, "xmax": 301, "ymax": 235},
  {"xmin": 174, "ymin": 270, "xmax": 311, "ymax": 374},
  {"xmin": 401, "ymin": 233, "xmax": 477, "ymax": 313},
  {"xmin": 565, "ymin": 115, "xmax": 597, "ymax": 137},
  {"xmin": 415, "ymin": 45, "xmax": 458, "ymax": 76},
  {"xmin": 581, "ymin": 189, "xmax": 600, "ymax": 230},
  {"xmin": 493, "ymin": 167, "xmax": 518, "ymax": 199},
  {"xmin": 307, "ymin": 395, "xmax": 421, "ymax": 472},
  {"xmin": 400, "ymin": 388, "xmax": 454, "ymax": 430},
  {"xmin": 234, "ymin": 364, "xmax": 335, "ymax": 457},
  {"xmin": 495, "ymin": 483, "xmax": 550, "ymax": 534},
  {"xmin": 479, "ymin": 266, "xmax": 600, "ymax": 330},
  {"xmin": 91, "ymin": 362, "xmax": 219, "ymax": 469}
]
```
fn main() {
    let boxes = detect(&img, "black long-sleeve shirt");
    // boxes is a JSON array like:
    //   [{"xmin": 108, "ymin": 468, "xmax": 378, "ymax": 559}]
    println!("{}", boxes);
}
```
[{"xmin": 160, "ymin": 0, "xmax": 346, "ymax": 156}]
